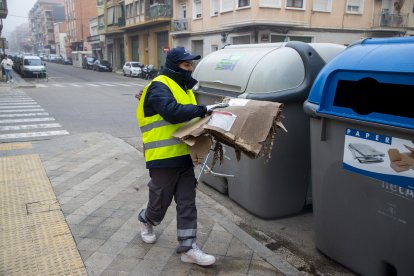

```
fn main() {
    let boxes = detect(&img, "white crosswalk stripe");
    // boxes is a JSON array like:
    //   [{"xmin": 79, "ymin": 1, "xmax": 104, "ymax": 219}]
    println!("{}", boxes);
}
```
[
  {"xmin": 0, "ymin": 105, "xmax": 41, "ymax": 109},
  {"xmin": 0, "ymin": 123, "xmax": 61, "ymax": 131},
  {"xmin": 0, "ymin": 109, "xmax": 45, "ymax": 113},
  {"xmin": 0, "ymin": 117, "xmax": 55, "ymax": 123},
  {"xmin": 0, "ymin": 102, "xmax": 38, "ymax": 106},
  {"xmin": 0, "ymin": 112, "xmax": 49, "ymax": 118},
  {"xmin": 0, "ymin": 91, "xmax": 69, "ymax": 141},
  {"xmin": 31, "ymin": 82, "xmax": 143, "ymax": 89},
  {"xmin": 0, "ymin": 130, "xmax": 70, "ymax": 140}
]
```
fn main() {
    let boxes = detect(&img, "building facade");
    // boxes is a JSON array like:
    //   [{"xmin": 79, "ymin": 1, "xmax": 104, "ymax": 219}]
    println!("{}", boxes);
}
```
[
  {"xmin": 54, "ymin": 21, "xmax": 67, "ymax": 57},
  {"xmin": 64, "ymin": 0, "xmax": 97, "ymax": 57},
  {"xmin": 171, "ymin": 0, "xmax": 414, "ymax": 58},
  {"xmin": 29, "ymin": 0, "xmax": 65, "ymax": 55}
]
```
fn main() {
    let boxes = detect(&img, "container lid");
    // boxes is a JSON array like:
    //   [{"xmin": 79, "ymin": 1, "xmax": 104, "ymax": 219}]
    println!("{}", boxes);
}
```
[
  {"xmin": 193, "ymin": 43, "xmax": 306, "ymax": 94},
  {"xmin": 307, "ymin": 37, "xmax": 414, "ymax": 130}
]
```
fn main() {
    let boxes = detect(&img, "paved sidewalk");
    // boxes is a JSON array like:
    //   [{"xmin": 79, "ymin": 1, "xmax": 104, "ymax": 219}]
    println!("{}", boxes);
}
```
[{"xmin": 1, "ymin": 130, "xmax": 302, "ymax": 275}]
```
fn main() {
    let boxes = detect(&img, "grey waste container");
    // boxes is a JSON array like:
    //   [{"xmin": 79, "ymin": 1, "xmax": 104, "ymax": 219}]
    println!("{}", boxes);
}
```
[
  {"xmin": 192, "ymin": 41, "xmax": 345, "ymax": 218},
  {"xmin": 304, "ymin": 37, "xmax": 414, "ymax": 276}
]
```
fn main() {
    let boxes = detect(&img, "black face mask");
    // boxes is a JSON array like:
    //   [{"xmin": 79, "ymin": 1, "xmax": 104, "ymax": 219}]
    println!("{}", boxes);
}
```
[{"xmin": 177, "ymin": 67, "xmax": 193, "ymax": 82}]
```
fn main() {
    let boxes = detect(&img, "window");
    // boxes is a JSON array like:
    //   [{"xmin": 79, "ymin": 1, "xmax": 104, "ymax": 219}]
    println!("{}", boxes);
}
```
[
  {"xmin": 211, "ymin": 0, "xmax": 219, "ymax": 16},
  {"xmin": 221, "ymin": 0, "xmax": 234, "ymax": 12},
  {"xmin": 346, "ymin": 0, "xmax": 363, "ymax": 13},
  {"xmin": 126, "ymin": 4, "xmax": 132, "ymax": 18},
  {"xmin": 107, "ymin": 7, "xmax": 115, "ymax": 25},
  {"xmin": 232, "ymin": 35, "xmax": 251, "ymax": 44},
  {"xmin": 193, "ymin": 0, "xmax": 202, "ymax": 19},
  {"xmin": 180, "ymin": 4, "xmax": 187, "ymax": 18},
  {"xmin": 259, "ymin": 0, "xmax": 281, "ymax": 8},
  {"xmin": 238, "ymin": 0, "xmax": 250, "ymax": 8},
  {"xmin": 270, "ymin": 35, "xmax": 312, "ymax": 43},
  {"xmin": 286, "ymin": 0, "xmax": 304, "ymax": 9},
  {"xmin": 313, "ymin": 0, "xmax": 332, "ymax": 12}
]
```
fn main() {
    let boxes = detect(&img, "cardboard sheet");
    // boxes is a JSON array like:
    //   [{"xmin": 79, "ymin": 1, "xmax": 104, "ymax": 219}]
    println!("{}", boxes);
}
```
[{"xmin": 173, "ymin": 98, "xmax": 285, "ymax": 164}]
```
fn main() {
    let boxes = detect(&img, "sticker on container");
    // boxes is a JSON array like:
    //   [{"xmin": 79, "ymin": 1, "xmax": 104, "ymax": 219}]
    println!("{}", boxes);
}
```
[
  {"xmin": 207, "ymin": 111, "xmax": 237, "ymax": 131},
  {"xmin": 343, "ymin": 128, "xmax": 414, "ymax": 191},
  {"xmin": 215, "ymin": 55, "xmax": 241, "ymax": 71}
]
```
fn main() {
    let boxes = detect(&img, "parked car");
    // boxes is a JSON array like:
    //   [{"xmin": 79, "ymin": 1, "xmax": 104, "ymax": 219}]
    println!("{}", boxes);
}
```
[
  {"xmin": 19, "ymin": 55, "xmax": 47, "ymax": 78},
  {"xmin": 123, "ymin": 61, "xmax": 144, "ymax": 77},
  {"xmin": 82, "ymin": 56, "xmax": 96, "ymax": 69},
  {"xmin": 49, "ymin": 54, "xmax": 62, "ymax": 63},
  {"xmin": 61, "ymin": 57, "xmax": 73, "ymax": 65},
  {"xmin": 93, "ymin": 59, "xmax": 112, "ymax": 72}
]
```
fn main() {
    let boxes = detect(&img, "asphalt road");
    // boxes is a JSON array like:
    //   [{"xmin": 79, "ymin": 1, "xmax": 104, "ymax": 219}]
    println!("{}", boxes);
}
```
[{"xmin": 7, "ymin": 62, "xmax": 148, "ymax": 149}]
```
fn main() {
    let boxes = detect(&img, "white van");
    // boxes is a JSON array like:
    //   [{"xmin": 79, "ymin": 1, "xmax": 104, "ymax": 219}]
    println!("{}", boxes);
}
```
[{"xmin": 20, "ymin": 55, "xmax": 47, "ymax": 78}]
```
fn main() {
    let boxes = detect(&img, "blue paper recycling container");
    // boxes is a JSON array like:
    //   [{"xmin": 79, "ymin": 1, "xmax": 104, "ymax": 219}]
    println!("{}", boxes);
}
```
[{"xmin": 304, "ymin": 37, "xmax": 414, "ymax": 276}]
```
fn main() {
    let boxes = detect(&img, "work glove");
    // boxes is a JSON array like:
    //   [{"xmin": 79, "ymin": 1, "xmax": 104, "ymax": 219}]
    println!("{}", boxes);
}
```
[{"xmin": 206, "ymin": 103, "xmax": 229, "ymax": 114}]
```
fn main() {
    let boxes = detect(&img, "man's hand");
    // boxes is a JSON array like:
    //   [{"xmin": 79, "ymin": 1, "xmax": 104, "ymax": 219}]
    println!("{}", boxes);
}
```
[{"xmin": 206, "ymin": 103, "xmax": 229, "ymax": 113}]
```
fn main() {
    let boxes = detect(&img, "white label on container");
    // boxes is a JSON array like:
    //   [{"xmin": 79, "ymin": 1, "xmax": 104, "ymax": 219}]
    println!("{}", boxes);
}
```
[{"xmin": 343, "ymin": 128, "xmax": 414, "ymax": 191}]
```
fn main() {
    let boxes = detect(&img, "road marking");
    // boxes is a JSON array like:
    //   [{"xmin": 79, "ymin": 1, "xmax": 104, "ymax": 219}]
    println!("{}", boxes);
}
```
[
  {"xmin": 0, "ymin": 105, "xmax": 41, "ymax": 109},
  {"xmin": 0, "ymin": 102, "xmax": 38, "ymax": 106},
  {"xmin": 0, "ymin": 123, "xmax": 61, "ymax": 131},
  {"xmin": 0, "ymin": 109, "xmax": 45, "ymax": 113},
  {"xmin": 0, "ymin": 130, "xmax": 69, "ymax": 140},
  {"xmin": 115, "ymin": 83, "xmax": 133, "ymax": 87},
  {"xmin": 0, "ymin": 99, "xmax": 35, "ymax": 102},
  {"xmin": 86, "ymin": 83, "xmax": 100, "ymax": 87},
  {"xmin": 0, "ymin": 117, "xmax": 55, "ymax": 124},
  {"xmin": 36, "ymin": 84, "xmax": 48, "ymax": 87},
  {"xmin": 52, "ymin": 84, "xmax": 65, "ymax": 87},
  {"xmin": 100, "ymin": 83, "xmax": 117, "ymax": 87},
  {"xmin": 0, "ymin": 112, "xmax": 49, "ymax": 118},
  {"xmin": 69, "ymin": 84, "xmax": 82, "ymax": 87}
]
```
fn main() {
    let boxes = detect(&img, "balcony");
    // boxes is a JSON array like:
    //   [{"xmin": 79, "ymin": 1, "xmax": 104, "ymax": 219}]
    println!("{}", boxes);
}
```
[
  {"xmin": 146, "ymin": 4, "xmax": 171, "ymax": 21},
  {"xmin": 172, "ymin": 19, "xmax": 188, "ymax": 32},
  {"xmin": 0, "ymin": 0, "xmax": 8, "ymax": 19},
  {"xmin": 372, "ymin": 12, "xmax": 409, "ymax": 29}
]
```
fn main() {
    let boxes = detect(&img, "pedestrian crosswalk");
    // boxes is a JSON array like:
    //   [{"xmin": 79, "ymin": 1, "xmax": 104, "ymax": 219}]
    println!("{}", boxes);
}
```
[
  {"xmin": 0, "ymin": 91, "xmax": 69, "ymax": 140},
  {"xmin": 34, "ymin": 82, "xmax": 144, "ymax": 89}
]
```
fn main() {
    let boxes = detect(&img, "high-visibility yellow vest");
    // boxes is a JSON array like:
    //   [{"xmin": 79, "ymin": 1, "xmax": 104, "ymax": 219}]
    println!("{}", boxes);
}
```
[{"xmin": 137, "ymin": 75, "xmax": 197, "ymax": 162}]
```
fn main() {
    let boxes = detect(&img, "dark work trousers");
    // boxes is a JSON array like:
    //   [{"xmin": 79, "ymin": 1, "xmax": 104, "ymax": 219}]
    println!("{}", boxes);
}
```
[{"xmin": 138, "ymin": 166, "xmax": 197, "ymax": 253}]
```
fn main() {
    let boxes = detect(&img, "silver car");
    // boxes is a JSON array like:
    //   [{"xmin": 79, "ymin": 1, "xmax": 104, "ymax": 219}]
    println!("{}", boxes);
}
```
[{"xmin": 123, "ymin": 61, "xmax": 143, "ymax": 77}]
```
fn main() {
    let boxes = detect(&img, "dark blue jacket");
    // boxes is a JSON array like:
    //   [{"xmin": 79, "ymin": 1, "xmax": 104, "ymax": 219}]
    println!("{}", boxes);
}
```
[{"xmin": 143, "ymin": 68, "xmax": 207, "ymax": 169}]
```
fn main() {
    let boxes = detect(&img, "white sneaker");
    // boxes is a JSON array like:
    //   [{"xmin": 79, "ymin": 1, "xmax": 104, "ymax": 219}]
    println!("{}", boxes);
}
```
[
  {"xmin": 139, "ymin": 221, "xmax": 156, "ymax": 243},
  {"xmin": 181, "ymin": 244, "xmax": 216, "ymax": 266}
]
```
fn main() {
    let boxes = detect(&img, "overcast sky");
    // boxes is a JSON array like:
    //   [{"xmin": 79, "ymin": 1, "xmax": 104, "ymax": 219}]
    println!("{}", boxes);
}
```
[{"xmin": 3, "ymin": 0, "xmax": 37, "ymax": 40}]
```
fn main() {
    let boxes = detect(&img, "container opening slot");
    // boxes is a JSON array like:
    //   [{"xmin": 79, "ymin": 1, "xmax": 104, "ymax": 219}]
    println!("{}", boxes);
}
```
[
  {"xmin": 333, "ymin": 78, "xmax": 414, "ymax": 118},
  {"xmin": 380, "ymin": 261, "xmax": 397, "ymax": 276}
]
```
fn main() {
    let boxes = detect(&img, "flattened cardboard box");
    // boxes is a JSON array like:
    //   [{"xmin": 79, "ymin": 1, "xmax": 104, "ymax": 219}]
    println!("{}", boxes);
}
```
[{"xmin": 173, "ymin": 98, "xmax": 285, "ymax": 164}]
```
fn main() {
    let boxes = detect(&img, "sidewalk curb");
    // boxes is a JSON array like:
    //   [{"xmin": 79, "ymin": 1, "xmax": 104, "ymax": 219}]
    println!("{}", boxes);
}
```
[{"xmin": 197, "ymin": 189, "xmax": 302, "ymax": 275}]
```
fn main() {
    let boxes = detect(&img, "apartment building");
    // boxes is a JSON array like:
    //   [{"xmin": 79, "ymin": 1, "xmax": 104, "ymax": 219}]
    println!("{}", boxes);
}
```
[
  {"xmin": 79, "ymin": 0, "xmax": 413, "ymax": 71},
  {"xmin": 29, "ymin": 0, "xmax": 65, "ymax": 55},
  {"xmin": 54, "ymin": 21, "xmax": 67, "ymax": 57},
  {"xmin": 121, "ymin": 0, "xmax": 172, "ymax": 69},
  {"xmin": 171, "ymin": 0, "xmax": 414, "ymax": 57},
  {"xmin": 0, "ymin": 0, "xmax": 7, "ymax": 20},
  {"xmin": 64, "ymin": 0, "xmax": 97, "ymax": 57},
  {"xmin": 8, "ymin": 24, "xmax": 31, "ymax": 53}
]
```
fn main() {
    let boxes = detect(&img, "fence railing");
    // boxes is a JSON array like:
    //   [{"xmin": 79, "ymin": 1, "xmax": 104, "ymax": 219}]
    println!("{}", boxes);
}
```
[{"xmin": 372, "ymin": 12, "xmax": 409, "ymax": 28}]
